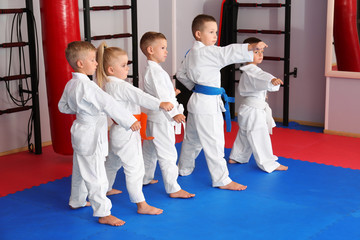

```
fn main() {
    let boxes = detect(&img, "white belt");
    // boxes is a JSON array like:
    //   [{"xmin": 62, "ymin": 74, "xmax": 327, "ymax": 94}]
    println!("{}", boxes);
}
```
[
  {"xmin": 174, "ymin": 104, "xmax": 185, "ymax": 135},
  {"xmin": 240, "ymin": 97, "xmax": 274, "ymax": 134}
]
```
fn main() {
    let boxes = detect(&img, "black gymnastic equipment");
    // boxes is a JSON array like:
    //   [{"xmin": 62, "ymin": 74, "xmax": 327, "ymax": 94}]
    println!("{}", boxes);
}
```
[
  {"xmin": 0, "ymin": 0, "xmax": 42, "ymax": 154},
  {"xmin": 219, "ymin": 0, "xmax": 297, "ymax": 126},
  {"xmin": 83, "ymin": 0, "xmax": 139, "ymax": 87}
]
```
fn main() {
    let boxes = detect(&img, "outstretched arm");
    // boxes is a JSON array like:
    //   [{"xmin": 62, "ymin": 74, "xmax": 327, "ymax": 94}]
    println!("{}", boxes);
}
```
[{"xmin": 248, "ymin": 41, "xmax": 268, "ymax": 51}]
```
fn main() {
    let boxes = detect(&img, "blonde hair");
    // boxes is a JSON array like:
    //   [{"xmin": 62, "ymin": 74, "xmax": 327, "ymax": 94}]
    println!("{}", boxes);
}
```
[
  {"xmin": 96, "ymin": 41, "xmax": 127, "ymax": 88},
  {"xmin": 191, "ymin": 14, "xmax": 216, "ymax": 39},
  {"xmin": 139, "ymin": 31, "xmax": 166, "ymax": 56},
  {"xmin": 65, "ymin": 41, "xmax": 96, "ymax": 70}
]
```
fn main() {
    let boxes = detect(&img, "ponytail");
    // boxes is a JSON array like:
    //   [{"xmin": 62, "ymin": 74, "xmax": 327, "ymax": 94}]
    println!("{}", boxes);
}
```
[{"xmin": 96, "ymin": 41, "xmax": 109, "ymax": 89}]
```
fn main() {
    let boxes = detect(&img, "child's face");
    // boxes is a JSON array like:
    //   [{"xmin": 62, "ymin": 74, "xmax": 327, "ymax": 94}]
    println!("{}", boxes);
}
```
[
  {"xmin": 78, "ymin": 50, "xmax": 98, "ymax": 75},
  {"xmin": 252, "ymin": 48, "xmax": 264, "ymax": 65},
  {"xmin": 197, "ymin": 21, "xmax": 218, "ymax": 46},
  {"xmin": 110, "ymin": 54, "xmax": 129, "ymax": 80},
  {"xmin": 149, "ymin": 38, "xmax": 168, "ymax": 63}
]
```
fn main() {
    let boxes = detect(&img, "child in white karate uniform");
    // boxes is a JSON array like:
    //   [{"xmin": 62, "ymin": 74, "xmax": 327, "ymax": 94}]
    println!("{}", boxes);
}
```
[
  {"xmin": 229, "ymin": 37, "xmax": 288, "ymax": 172},
  {"xmin": 58, "ymin": 41, "xmax": 139, "ymax": 226},
  {"xmin": 96, "ymin": 41, "xmax": 174, "ymax": 214},
  {"xmin": 140, "ymin": 32, "xmax": 195, "ymax": 199},
  {"xmin": 176, "ymin": 14, "xmax": 267, "ymax": 191}
]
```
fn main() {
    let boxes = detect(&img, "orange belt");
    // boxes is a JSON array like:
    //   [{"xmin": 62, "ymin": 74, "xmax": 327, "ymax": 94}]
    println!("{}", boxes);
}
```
[{"xmin": 112, "ymin": 112, "xmax": 154, "ymax": 140}]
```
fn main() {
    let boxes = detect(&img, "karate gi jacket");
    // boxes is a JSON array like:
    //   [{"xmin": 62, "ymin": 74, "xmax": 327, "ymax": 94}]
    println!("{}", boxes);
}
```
[
  {"xmin": 176, "ymin": 41, "xmax": 253, "ymax": 115},
  {"xmin": 237, "ymin": 64, "xmax": 280, "ymax": 132},
  {"xmin": 143, "ymin": 60, "xmax": 182, "ymax": 123}
]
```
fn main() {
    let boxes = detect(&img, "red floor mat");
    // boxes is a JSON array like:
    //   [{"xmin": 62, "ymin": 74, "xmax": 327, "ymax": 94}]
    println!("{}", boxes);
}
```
[
  {"xmin": 225, "ymin": 123, "xmax": 360, "ymax": 170},
  {"xmin": 271, "ymin": 127, "xmax": 360, "ymax": 170},
  {"xmin": 0, "ymin": 146, "xmax": 72, "ymax": 197}
]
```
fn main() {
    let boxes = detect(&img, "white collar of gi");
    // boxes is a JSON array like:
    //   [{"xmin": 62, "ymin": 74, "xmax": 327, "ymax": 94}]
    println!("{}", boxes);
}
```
[
  {"xmin": 147, "ymin": 60, "xmax": 162, "ymax": 68},
  {"xmin": 194, "ymin": 40, "xmax": 206, "ymax": 47},
  {"xmin": 239, "ymin": 63, "xmax": 258, "ymax": 71},
  {"xmin": 72, "ymin": 72, "xmax": 91, "ymax": 81},
  {"xmin": 107, "ymin": 75, "xmax": 125, "ymax": 82}
]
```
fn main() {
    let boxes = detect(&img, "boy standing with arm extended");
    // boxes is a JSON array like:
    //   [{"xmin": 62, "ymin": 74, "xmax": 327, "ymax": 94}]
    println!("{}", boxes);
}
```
[
  {"xmin": 140, "ymin": 31, "xmax": 195, "ymax": 199},
  {"xmin": 58, "ymin": 41, "xmax": 139, "ymax": 226},
  {"xmin": 176, "ymin": 14, "xmax": 267, "ymax": 191},
  {"xmin": 229, "ymin": 37, "xmax": 288, "ymax": 172}
]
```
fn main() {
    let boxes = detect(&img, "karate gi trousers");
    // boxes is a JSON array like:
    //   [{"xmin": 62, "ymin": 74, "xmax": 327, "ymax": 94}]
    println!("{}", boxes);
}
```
[
  {"xmin": 142, "ymin": 120, "xmax": 181, "ymax": 194},
  {"xmin": 106, "ymin": 127, "xmax": 145, "ymax": 203},
  {"xmin": 69, "ymin": 143, "xmax": 111, "ymax": 217},
  {"xmin": 178, "ymin": 112, "xmax": 232, "ymax": 187}
]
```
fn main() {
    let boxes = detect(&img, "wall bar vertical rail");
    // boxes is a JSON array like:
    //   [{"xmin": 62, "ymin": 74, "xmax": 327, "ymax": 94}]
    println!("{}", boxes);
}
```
[{"xmin": 26, "ymin": 0, "xmax": 42, "ymax": 153}]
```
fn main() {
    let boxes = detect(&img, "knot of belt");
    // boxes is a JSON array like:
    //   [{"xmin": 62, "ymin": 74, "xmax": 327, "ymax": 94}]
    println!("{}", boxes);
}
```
[
  {"xmin": 112, "ymin": 112, "xmax": 154, "ymax": 140},
  {"xmin": 193, "ymin": 84, "xmax": 235, "ymax": 132}
]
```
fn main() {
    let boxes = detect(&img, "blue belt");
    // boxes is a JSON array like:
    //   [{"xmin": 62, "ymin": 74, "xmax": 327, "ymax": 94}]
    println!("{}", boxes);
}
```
[{"xmin": 193, "ymin": 84, "xmax": 235, "ymax": 132}]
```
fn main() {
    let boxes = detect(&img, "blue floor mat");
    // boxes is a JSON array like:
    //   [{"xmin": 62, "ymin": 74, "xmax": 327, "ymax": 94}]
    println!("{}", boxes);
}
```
[
  {"xmin": 1, "ymin": 145, "xmax": 359, "ymax": 240},
  {"xmin": 275, "ymin": 121, "xmax": 324, "ymax": 133}
]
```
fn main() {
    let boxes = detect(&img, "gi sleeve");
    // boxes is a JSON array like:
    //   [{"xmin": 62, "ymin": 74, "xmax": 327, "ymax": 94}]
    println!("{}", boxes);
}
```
[
  {"xmin": 215, "ymin": 43, "xmax": 254, "ymax": 68},
  {"xmin": 84, "ymin": 81, "xmax": 137, "ymax": 129},
  {"xmin": 242, "ymin": 65, "xmax": 280, "ymax": 92},
  {"xmin": 176, "ymin": 58, "xmax": 195, "ymax": 91},
  {"xmin": 58, "ymin": 87, "xmax": 76, "ymax": 114},
  {"xmin": 120, "ymin": 82, "xmax": 161, "ymax": 111},
  {"xmin": 145, "ymin": 69, "xmax": 180, "ymax": 119}
]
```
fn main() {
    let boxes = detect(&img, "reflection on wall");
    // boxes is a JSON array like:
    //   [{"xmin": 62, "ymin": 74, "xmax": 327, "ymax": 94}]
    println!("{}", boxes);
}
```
[{"xmin": 333, "ymin": 0, "xmax": 360, "ymax": 72}]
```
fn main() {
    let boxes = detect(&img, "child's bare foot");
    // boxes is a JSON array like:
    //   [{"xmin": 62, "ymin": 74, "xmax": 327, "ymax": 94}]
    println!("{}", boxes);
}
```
[
  {"xmin": 275, "ymin": 165, "xmax": 288, "ymax": 171},
  {"xmin": 136, "ymin": 201, "xmax": 163, "ymax": 215},
  {"xmin": 106, "ymin": 189, "xmax": 122, "ymax": 196},
  {"xmin": 70, "ymin": 201, "xmax": 91, "ymax": 209},
  {"xmin": 219, "ymin": 181, "xmax": 247, "ymax": 191},
  {"xmin": 98, "ymin": 215, "xmax": 125, "ymax": 227},
  {"xmin": 169, "ymin": 189, "xmax": 195, "ymax": 198},
  {"xmin": 144, "ymin": 179, "xmax": 158, "ymax": 185},
  {"xmin": 228, "ymin": 159, "xmax": 238, "ymax": 164}
]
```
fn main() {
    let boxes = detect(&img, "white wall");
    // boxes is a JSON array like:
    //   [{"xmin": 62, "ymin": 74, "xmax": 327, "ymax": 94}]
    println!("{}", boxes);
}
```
[
  {"xmin": 0, "ymin": 0, "xmax": 333, "ymax": 153},
  {"xmin": 325, "ymin": 77, "xmax": 360, "ymax": 135}
]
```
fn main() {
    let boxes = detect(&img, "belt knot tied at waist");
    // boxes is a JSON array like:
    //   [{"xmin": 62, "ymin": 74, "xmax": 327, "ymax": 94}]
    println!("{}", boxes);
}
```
[
  {"xmin": 113, "ymin": 112, "xmax": 154, "ymax": 140},
  {"xmin": 193, "ymin": 84, "xmax": 235, "ymax": 132},
  {"xmin": 240, "ymin": 96, "xmax": 274, "ymax": 134}
]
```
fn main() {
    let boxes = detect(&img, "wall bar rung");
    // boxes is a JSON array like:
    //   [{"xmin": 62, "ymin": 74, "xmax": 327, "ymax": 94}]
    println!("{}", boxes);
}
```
[
  {"xmin": 0, "ymin": 42, "xmax": 28, "ymax": 48},
  {"xmin": 264, "ymin": 56, "xmax": 284, "ymax": 61},
  {"xmin": 0, "ymin": 8, "xmax": 26, "ymax": 14},
  {"xmin": 0, "ymin": 74, "xmax": 31, "ymax": 82},
  {"xmin": 90, "ymin": 5, "xmax": 131, "ymax": 11},
  {"xmin": 237, "ymin": 29, "xmax": 284, "ymax": 34},
  {"xmin": 237, "ymin": 3, "xmax": 284, "ymax": 8},
  {"xmin": 0, "ymin": 106, "xmax": 32, "ymax": 115},
  {"xmin": 91, "ymin": 33, "xmax": 132, "ymax": 40}
]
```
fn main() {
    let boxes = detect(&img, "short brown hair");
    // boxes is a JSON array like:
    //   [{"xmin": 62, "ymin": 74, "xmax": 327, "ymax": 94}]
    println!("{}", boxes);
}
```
[
  {"xmin": 191, "ymin": 14, "xmax": 216, "ymax": 38},
  {"xmin": 243, "ymin": 37, "xmax": 262, "ymax": 44},
  {"xmin": 140, "ymin": 31, "xmax": 167, "ymax": 56},
  {"xmin": 65, "ymin": 41, "xmax": 96, "ymax": 70}
]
